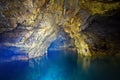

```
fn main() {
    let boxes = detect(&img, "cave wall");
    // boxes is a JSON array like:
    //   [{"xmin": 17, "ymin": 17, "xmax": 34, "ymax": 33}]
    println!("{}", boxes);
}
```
[
  {"xmin": 80, "ymin": 14, "xmax": 120, "ymax": 56},
  {"xmin": 0, "ymin": 0, "xmax": 120, "ymax": 58},
  {"xmin": 0, "ymin": 0, "xmax": 59, "ymax": 58}
]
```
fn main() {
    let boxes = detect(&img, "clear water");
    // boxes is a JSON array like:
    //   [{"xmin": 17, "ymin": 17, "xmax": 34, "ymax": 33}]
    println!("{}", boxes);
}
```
[{"xmin": 0, "ymin": 50, "xmax": 120, "ymax": 80}]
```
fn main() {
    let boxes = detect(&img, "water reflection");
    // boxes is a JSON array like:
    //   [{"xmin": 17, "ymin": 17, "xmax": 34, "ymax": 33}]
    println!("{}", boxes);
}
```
[
  {"xmin": 77, "ymin": 55, "xmax": 120, "ymax": 72},
  {"xmin": 77, "ymin": 55, "xmax": 91, "ymax": 72},
  {"xmin": 0, "ymin": 50, "xmax": 120, "ymax": 80},
  {"xmin": 27, "ymin": 50, "xmax": 120, "ymax": 80},
  {"xmin": 27, "ymin": 50, "xmax": 78, "ymax": 80}
]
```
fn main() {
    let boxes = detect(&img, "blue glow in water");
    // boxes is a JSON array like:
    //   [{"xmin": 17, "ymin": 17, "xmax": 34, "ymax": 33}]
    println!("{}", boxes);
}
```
[
  {"xmin": 0, "ymin": 50, "xmax": 120, "ymax": 80},
  {"xmin": 0, "ymin": 46, "xmax": 28, "ymax": 62}
]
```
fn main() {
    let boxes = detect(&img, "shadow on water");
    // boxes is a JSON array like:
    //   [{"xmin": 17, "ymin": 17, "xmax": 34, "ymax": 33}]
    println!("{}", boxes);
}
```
[{"xmin": 0, "ymin": 50, "xmax": 120, "ymax": 80}]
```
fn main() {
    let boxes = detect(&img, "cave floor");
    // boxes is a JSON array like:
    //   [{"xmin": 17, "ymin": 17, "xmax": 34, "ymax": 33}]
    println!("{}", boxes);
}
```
[{"xmin": 0, "ymin": 50, "xmax": 120, "ymax": 80}]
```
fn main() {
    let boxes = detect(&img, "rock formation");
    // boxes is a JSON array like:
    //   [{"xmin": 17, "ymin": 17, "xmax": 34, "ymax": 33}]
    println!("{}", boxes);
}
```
[{"xmin": 0, "ymin": 0, "xmax": 120, "ymax": 58}]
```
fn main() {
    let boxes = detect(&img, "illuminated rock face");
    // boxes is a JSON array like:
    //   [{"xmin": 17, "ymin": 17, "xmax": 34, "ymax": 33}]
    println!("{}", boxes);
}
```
[
  {"xmin": 0, "ymin": 0, "xmax": 120, "ymax": 58},
  {"xmin": 0, "ymin": 0, "xmax": 58, "ymax": 58}
]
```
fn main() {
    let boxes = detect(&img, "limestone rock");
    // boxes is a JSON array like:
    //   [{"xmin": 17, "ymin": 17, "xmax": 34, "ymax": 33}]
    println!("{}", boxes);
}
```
[{"xmin": 0, "ymin": 0, "xmax": 120, "ymax": 58}]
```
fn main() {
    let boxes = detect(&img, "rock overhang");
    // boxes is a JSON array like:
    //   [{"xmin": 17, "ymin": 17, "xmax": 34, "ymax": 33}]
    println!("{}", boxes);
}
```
[{"xmin": 0, "ymin": 0, "xmax": 120, "ymax": 58}]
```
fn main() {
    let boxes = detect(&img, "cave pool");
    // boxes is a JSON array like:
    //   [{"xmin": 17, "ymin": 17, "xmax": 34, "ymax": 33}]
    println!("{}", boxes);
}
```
[{"xmin": 0, "ymin": 50, "xmax": 120, "ymax": 80}]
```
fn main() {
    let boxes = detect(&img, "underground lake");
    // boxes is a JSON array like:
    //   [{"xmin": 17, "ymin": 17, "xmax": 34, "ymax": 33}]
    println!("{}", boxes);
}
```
[
  {"xmin": 0, "ymin": 0, "xmax": 120, "ymax": 80},
  {"xmin": 0, "ymin": 49, "xmax": 120, "ymax": 80}
]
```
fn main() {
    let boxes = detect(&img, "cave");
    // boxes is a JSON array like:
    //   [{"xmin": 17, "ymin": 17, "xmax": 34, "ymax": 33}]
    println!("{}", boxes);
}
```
[{"xmin": 0, "ymin": 0, "xmax": 120, "ymax": 80}]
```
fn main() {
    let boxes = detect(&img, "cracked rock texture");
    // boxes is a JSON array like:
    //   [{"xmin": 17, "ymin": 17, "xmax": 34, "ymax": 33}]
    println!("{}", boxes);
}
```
[{"xmin": 0, "ymin": 0, "xmax": 120, "ymax": 58}]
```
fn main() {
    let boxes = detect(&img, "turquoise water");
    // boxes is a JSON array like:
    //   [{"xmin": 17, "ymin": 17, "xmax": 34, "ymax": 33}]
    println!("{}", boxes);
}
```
[{"xmin": 0, "ymin": 50, "xmax": 120, "ymax": 80}]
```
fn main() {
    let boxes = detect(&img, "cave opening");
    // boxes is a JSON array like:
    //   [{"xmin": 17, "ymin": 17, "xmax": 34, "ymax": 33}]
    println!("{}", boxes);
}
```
[{"xmin": 48, "ymin": 26, "xmax": 75, "ymax": 51}]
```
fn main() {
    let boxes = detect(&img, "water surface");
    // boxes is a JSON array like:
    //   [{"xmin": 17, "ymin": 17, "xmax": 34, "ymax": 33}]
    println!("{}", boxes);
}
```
[{"xmin": 0, "ymin": 50, "xmax": 120, "ymax": 80}]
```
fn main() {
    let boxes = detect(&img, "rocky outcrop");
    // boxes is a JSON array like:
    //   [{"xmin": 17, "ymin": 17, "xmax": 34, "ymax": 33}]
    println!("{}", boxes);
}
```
[
  {"xmin": 0, "ymin": 0, "xmax": 58, "ymax": 58},
  {"xmin": 0, "ymin": 0, "xmax": 120, "ymax": 58},
  {"xmin": 80, "ymin": 14, "xmax": 120, "ymax": 56}
]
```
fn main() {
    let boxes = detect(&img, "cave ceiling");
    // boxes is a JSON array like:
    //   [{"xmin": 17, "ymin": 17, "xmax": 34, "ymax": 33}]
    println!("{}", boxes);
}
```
[{"xmin": 0, "ymin": 0, "xmax": 120, "ymax": 58}]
